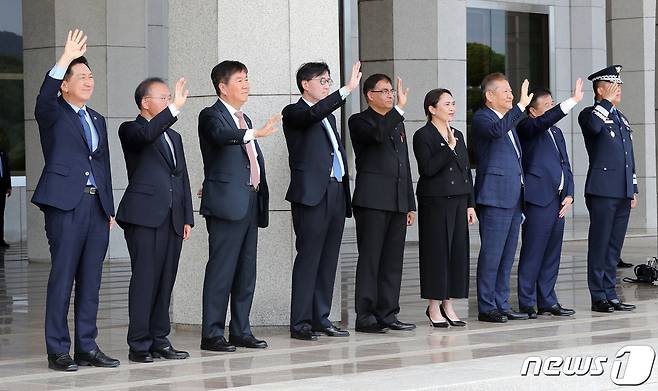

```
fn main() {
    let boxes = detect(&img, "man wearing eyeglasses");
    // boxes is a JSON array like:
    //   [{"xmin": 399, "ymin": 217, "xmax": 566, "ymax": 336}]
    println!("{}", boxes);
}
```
[
  {"xmin": 283, "ymin": 61, "xmax": 361, "ymax": 341},
  {"xmin": 116, "ymin": 77, "xmax": 194, "ymax": 363},
  {"xmin": 348, "ymin": 74, "xmax": 416, "ymax": 333}
]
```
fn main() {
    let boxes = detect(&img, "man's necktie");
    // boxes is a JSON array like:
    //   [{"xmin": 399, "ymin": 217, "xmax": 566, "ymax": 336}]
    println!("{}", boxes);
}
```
[
  {"xmin": 234, "ymin": 111, "xmax": 260, "ymax": 188},
  {"xmin": 322, "ymin": 119, "xmax": 344, "ymax": 181},
  {"xmin": 160, "ymin": 133, "xmax": 175, "ymax": 169},
  {"xmin": 77, "ymin": 109, "xmax": 97, "ymax": 186}
]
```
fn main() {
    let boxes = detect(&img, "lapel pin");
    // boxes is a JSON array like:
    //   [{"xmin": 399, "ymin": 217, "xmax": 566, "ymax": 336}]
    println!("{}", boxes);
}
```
[
  {"xmin": 440, "ymin": 143, "xmax": 445, "ymax": 146},
  {"xmin": 610, "ymin": 130, "xmax": 615, "ymax": 138}
]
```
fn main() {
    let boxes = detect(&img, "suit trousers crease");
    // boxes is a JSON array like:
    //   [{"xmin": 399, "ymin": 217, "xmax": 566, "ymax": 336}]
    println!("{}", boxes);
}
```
[
  {"xmin": 290, "ymin": 180, "xmax": 346, "ymax": 332},
  {"xmin": 476, "ymin": 197, "xmax": 522, "ymax": 313},
  {"xmin": 353, "ymin": 207, "xmax": 406, "ymax": 326},
  {"xmin": 585, "ymin": 195, "xmax": 630, "ymax": 302},
  {"xmin": 518, "ymin": 195, "xmax": 565, "ymax": 309},
  {"xmin": 418, "ymin": 195, "xmax": 470, "ymax": 300},
  {"xmin": 44, "ymin": 193, "xmax": 109, "ymax": 354},
  {"xmin": 125, "ymin": 211, "xmax": 183, "ymax": 352},
  {"xmin": 202, "ymin": 191, "xmax": 258, "ymax": 339}
]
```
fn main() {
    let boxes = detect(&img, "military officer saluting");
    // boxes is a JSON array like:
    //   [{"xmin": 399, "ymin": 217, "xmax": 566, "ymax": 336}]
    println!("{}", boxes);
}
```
[{"xmin": 578, "ymin": 65, "xmax": 638, "ymax": 313}]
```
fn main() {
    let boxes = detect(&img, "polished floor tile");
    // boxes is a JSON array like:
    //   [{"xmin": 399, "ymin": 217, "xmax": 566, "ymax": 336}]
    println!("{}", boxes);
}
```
[{"xmin": 1, "ymin": 222, "xmax": 658, "ymax": 390}]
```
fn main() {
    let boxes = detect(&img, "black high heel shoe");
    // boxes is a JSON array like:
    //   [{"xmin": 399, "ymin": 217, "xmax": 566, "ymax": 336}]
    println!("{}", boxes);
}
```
[
  {"xmin": 425, "ymin": 306, "xmax": 449, "ymax": 328},
  {"xmin": 440, "ymin": 304, "xmax": 466, "ymax": 327}
]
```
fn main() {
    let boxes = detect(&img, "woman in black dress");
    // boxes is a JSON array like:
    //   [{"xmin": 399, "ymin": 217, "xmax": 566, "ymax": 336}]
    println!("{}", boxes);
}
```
[{"xmin": 413, "ymin": 88, "xmax": 476, "ymax": 327}]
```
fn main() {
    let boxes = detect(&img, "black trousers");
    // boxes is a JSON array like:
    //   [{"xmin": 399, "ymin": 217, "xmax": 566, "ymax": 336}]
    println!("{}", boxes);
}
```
[
  {"xmin": 0, "ymin": 192, "xmax": 5, "ymax": 242},
  {"xmin": 202, "ymin": 191, "xmax": 258, "ymax": 339},
  {"xmin": 353, "ymin": 207, "xmax": 406, "ymax": 326},
  {"xmin": 125, "ymin": 211, "xmax": 183, "ymax": 352},
  {"xmin": 418, "ymin": 195, "xmax": 469, "ymax": 300},
  {"xmin": 585, "ymin": 195, "xmax": 631, "ymax": 302},
  {"xmin": 290, "ymin": 180, "xmax": 346, "ymax": 332},
  {"xmin": 44, "ymin": 193, "xmax": 109, "ymax": 354}
]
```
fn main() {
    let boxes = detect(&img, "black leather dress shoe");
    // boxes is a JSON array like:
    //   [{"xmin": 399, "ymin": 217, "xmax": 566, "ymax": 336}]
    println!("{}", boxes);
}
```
[
  {"xmin": 478, "ymin": 310, "xmax": 508, "ymax": 323},
  {"xmin": 502, "ymin": 310, "xmax": 529, "ymax": 320},
  {"xmin": 519, "ymin": 306, "xmax": 538, "ymax": 319},
  {"xmin": 290, "ymin": 327, "xmax": 318, "ymax": 341},
  {"xmin": 609, "ymin": 300, "xmax": 636, "ymax": 311},
  {"xmin": 200, "ymin": 336, "xmax": 236, "ymax": 352},
  {"xmin": 591, "ymin": 299, "xmax": 614, "ymax": 312},
  {"xmin": 229, "ymin": 334, "xmax": 268, "ymax": 348},
  {"xmin": 128, "ymin": 350, "xmax": 154, "ymax": 363},
  {"xmin": 74, "ymin": 348, "xmax": 120, "ymax": 367},
  {"xmin": 355, "ymin": 323, "xmax": 389, "ymax": 333},
  {"xmin": 312, "ymin": 324, "xmax": 350, "ymax": 337},
  {"xmin": 151, "ymin": 345, "xmax": 189, "ymax": 359},
  {"xmin": 383, "ymin": 320, "xmax": 416, "ymax": 331},
  {"xmin": 538, "ymin": 303, "xmax": 575, "ymax": 316},
  {"xmin": 617, "ymin": 258, "xmax": 633, "ymax": 268},
  {"xmin": 48, "ymin": 353, "xmax": 78, "ymax": 371}
]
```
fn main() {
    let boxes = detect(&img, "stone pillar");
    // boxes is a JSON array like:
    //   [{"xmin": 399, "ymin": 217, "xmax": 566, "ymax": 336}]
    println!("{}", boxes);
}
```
[
  {"xmin": 24, "ymin": 0, "xmax": 151, "ymax": 262},
  {"xmin": 169, "ymin": 0, "xmax": 342, "ymax": 326},
  {"xmin": 358, "ymin": 0, "xmax": 467, "ymax": 241},
  {"xmin": 606, "ymin": 0, "xmax": 657, "ymax": 229}
]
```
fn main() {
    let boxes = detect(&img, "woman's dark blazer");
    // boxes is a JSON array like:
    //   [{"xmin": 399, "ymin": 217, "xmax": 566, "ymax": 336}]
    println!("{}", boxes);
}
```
[{"xmin": 413, "ymin": 122, "xmax": 475, "ymax": 207}]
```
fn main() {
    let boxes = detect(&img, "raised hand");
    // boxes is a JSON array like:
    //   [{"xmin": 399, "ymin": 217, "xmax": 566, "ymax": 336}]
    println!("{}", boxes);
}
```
[
  {"xmin": 572, "ymin": 78, "xmax": 584, "ymax": 103},
  {"xmin": 518, "ymin": 79, "xmax": 533, "ymax": 108},
  {"xmin": 396, "ymin": 77, "xmax": 409, "ymax": 109},
  {"xmin": 254, "ymin": 113, "xmax": 282, "ymax": 138},
  {"xmin": 58, "ymin": 29, "xmax": 87, "ymax": 68},
  {"xmin": 172, "ymin": 77, "xmax": 189, "ymax": 110},
  {"xmin": 446, "ymin": 126, "xmax": 457, "ymax": 150},
  {"xmin": 602, "ymin": 82, "xmax": 619, "ymax": 102},
  {"xmin": 345, "ymin": 61, "xmax": 362, "ymax": 93}
]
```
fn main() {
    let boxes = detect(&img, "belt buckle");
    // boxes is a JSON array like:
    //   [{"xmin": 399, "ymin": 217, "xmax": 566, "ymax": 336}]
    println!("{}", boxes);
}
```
[{"xmin": 87, "ymin": 187, "xmax": 97, "ymax": 195}]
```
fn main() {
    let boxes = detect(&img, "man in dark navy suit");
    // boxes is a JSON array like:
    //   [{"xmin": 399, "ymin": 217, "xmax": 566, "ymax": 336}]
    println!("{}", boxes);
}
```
[
  {"xmin": 117, "ymin": 77, "xmax": 194, "ymax": 363},
  {"xmin": 578, "ymin": 65, "xmax": 637, "ymax": 313},
  {"xmin": 0, "ymin": 146, "xmax": 11, "ymax": 248},
  {"xmin": 33, "ymin": 29, "xmax": 119, "ymax": 371},
  {"xmin": 472, "ymin": 73, "xmax": 532, "ymax": 323},
  {"xmin": 516, "ymin": 80, "xmax": 583, "ymax": 319},
  {"xmin": 283, "ymin": 61, "xmax": 361, "ymax": 341},
  {"xmin": 198, "ymin": 61, "xmax": 280, "ymax": 352},
  {"xmin": 348, "ymin": 74, "xmax": 416, "ymax": 333}
]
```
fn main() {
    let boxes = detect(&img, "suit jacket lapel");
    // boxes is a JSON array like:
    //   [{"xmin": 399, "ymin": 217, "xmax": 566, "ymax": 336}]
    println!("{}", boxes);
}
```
[
  {"xmin": 216, "ymin": 100, "xmax": 249, "ymax": 155},
  {"xmin": 88, "ymin": 109, "xmax": 105, "ymax": 152}
]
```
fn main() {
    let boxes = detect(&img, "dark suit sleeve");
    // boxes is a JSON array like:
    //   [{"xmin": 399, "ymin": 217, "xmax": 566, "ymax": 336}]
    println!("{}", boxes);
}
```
[
  {"xmin": 34, "ymin": 73, "xmax": 64, "ymax": 130},
  {"xmin": 578, "ymin": 99, "xmax": 613, "ymax": 137},
  {"xmin": 472, "ymin": 105, "xmax": 526, "ymax": 140},
  {"xmin": 516, "ymin": 104, "xmax": 567, "ymax": 139},
  {"xmin": 179, "ymin": 139, "xmax": 194, "ymax": 227},
  {"xmin": 2, "ymin": 154, "xmax": 10, "ymax": 191},
  {"xmin": 282, "ymin": 90, "xmax": 345, "ymax": 129},
  {"xmin": 198, "ymin": 109, "xmax": 247, "ymax": 146},
  {"xmin": 101, "ymin": 119, "xmax": 115, "ymax": 217},
  {"xmin": 557, "ymin": 130, "xmax": 575, "ymax": 199},
  {"xmin": 412, "ymin": 126, "xmax": 456, "ymax": 177},
  {"xmin": 118, "ymin": 109, "xmax": 177, "ymax": 152},
  {"xmin": 349, "ymin": 109, "xmax": 404, "ymax": 145}
]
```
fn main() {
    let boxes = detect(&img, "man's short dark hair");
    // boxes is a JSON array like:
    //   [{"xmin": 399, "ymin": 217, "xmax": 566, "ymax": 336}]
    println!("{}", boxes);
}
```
[
  {"xmin": 64, "ymin": 56, "xmax": 91, "ymax": 81},
  {"xmin": 363, "ymin": 74, "xmax": 392, "ymax": 99},
  {"xmin": 295, "ymin": 62, "xmax": 330, "ymax": 94},
  {"xmin": 528, "ymin": 87, "xmax": 552, "ymax": 110},
  {"xmin": 60, "ymin": 56, "xmax": 91, "ymax": 93},
  {"xmin": 211, "ymin": 60, "xmax": 248, "ymax": 96},
  {"xmin": 134, "ymin": 77, "xmax": 167, "ymax": 109},
  {"xmin": 480, "ymin": 72, "xmax": 507, "ymax": 100}
]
